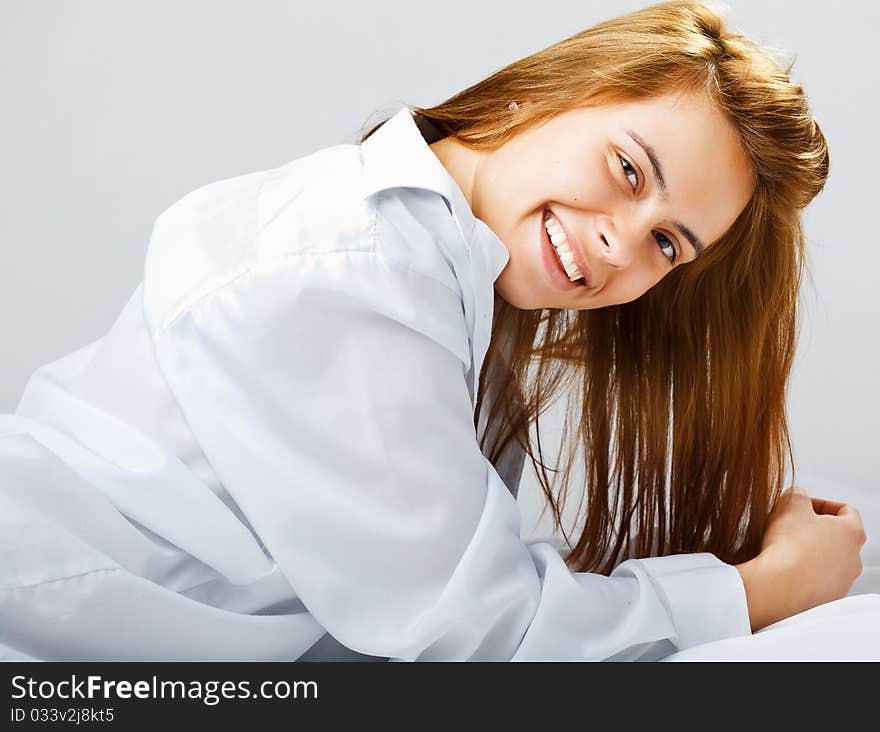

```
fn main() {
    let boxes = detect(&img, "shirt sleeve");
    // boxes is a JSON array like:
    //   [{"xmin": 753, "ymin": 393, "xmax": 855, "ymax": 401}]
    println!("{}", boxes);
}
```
[{"xmin": 149, "ymin": 247, "xmax": 752, "ymax": 661}]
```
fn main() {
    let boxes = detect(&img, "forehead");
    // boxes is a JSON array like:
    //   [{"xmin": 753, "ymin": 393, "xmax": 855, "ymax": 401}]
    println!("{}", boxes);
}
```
[{"xmin": 556, "ymin": 92, "xmax": 739, "ymax": 157}]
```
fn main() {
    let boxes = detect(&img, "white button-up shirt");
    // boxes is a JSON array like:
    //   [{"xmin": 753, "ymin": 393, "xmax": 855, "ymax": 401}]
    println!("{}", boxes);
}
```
[{"xmin": 0, "ymin": 106, "xmax": 752, "ymax": 661}]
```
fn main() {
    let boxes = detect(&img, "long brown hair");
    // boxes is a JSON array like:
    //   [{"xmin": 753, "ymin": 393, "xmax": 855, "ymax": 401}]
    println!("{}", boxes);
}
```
[{"xmin": 357, "ymin": 0, "xmax": 829, "ymax": 574}]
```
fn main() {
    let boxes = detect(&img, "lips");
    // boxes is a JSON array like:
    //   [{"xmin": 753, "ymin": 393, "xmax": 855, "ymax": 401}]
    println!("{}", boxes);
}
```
[{"xmin": 545, "ymin": 206, "xmax": 592, "ymax": 288}]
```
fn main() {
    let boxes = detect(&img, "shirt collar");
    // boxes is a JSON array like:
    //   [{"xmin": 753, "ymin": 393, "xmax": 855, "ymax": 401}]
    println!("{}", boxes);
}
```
[{"xmin": 359, "ymin": 106, "xmax": 510, "ymax": 284}]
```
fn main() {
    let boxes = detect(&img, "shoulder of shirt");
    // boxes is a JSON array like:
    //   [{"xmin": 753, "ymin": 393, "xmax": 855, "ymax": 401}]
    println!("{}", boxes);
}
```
[{"xmin": 142, "ymin": 142, "xmax": 465, "ymax": 337}]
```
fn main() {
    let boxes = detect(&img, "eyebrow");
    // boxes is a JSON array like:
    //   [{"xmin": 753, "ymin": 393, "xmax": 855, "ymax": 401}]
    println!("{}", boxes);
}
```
[{"xmin": 624, "ymin": 128, "xmax": 706, "ymax": 260}]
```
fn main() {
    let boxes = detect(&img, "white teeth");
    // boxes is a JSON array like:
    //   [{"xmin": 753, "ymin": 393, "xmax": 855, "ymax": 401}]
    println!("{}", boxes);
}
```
[{"xmin": 544, "ymin": 213, "xmax": 583, "ymax": 281}]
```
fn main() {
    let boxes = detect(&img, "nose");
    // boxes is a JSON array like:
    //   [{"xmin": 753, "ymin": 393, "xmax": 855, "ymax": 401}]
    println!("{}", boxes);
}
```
[{"xmin": 597, "ymin": 217, "xmax": 642, "ymax": 270}]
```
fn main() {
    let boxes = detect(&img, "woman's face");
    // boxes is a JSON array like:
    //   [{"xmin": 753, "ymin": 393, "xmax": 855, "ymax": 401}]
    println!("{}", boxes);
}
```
[{"xmin": 431, "ymin": 90, "xmax": 755, "ymax": 310}]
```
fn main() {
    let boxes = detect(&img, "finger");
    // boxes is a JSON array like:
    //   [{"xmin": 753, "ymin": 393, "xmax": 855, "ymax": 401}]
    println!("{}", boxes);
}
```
[
  {"xmin": 786, "ymin": 487, "xmax": 812, "ymax": 507},
  {"xmin": 770, "ymin": 488, "xmax": 806, "ymax": 517},
  {"xmin": 789, "ymin": 487, "xmax": 812, "ymax": 502},
  {"xmin": 811, "ymin": 497, "xmax": 848, "ymax": 515},
  {"xmin": 837, "ymin": 503, "xmax": 864, "ymax": 527}
]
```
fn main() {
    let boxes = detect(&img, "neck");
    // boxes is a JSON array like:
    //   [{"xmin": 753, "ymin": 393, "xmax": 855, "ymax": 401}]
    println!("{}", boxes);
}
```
[{"xmin": 428, "ymin": 137, "xmax": 482, "ymax": 216}]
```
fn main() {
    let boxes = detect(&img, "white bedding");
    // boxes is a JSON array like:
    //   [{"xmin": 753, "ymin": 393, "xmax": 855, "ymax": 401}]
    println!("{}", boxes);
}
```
[{"xmin": 662, "ymin": 594, "xmax": 880, "ymax": 660}]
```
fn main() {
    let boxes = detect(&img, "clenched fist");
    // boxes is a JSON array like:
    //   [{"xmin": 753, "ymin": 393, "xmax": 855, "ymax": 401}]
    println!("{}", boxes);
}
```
[{"xmin": 735, "ymin": 487, "xmax": 867, "ymax": 632}]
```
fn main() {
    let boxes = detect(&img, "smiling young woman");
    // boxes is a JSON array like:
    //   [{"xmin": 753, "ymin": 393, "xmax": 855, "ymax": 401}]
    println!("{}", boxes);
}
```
[{"xmin": 361, "ymin": 1, "xmax": 836, "ymax": 596}]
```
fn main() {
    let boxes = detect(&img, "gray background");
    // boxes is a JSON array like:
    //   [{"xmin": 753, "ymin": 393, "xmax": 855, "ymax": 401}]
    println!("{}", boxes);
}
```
[{"xmin": 1, "ymin": 1, "xmax": 877, "ymax": 541}]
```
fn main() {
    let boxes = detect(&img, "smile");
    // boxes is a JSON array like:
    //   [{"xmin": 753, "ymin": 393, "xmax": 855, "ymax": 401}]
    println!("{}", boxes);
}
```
[{"xmin": 544, "ymin": 210, "xmax": 586, "ymax": 285}]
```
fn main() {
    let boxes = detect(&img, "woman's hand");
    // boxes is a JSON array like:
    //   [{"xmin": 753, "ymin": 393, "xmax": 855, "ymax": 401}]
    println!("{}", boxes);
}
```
[{"xmin": 735, "ymin": 487, "xmax": 867, "ymax": 632}]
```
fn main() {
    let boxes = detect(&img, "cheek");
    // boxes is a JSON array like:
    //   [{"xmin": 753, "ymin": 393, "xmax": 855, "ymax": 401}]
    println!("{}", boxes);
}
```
[
  {"xmin": 601, "ymin": 265, "xmax": 666, "ymax": 305},
  {"xmin": 550, "ymin": 155, "xmax": 616, "ymax": 207}
]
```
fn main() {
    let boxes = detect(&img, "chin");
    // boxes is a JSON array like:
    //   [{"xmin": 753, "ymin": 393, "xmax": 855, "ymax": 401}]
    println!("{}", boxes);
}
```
[
  {"xmin": 493, "ymin": 282, "xmax": 546, "ymax": 311},
  {"xmin": 491, "ymin": 267, "xmax": 545, "ymax": 310}
]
